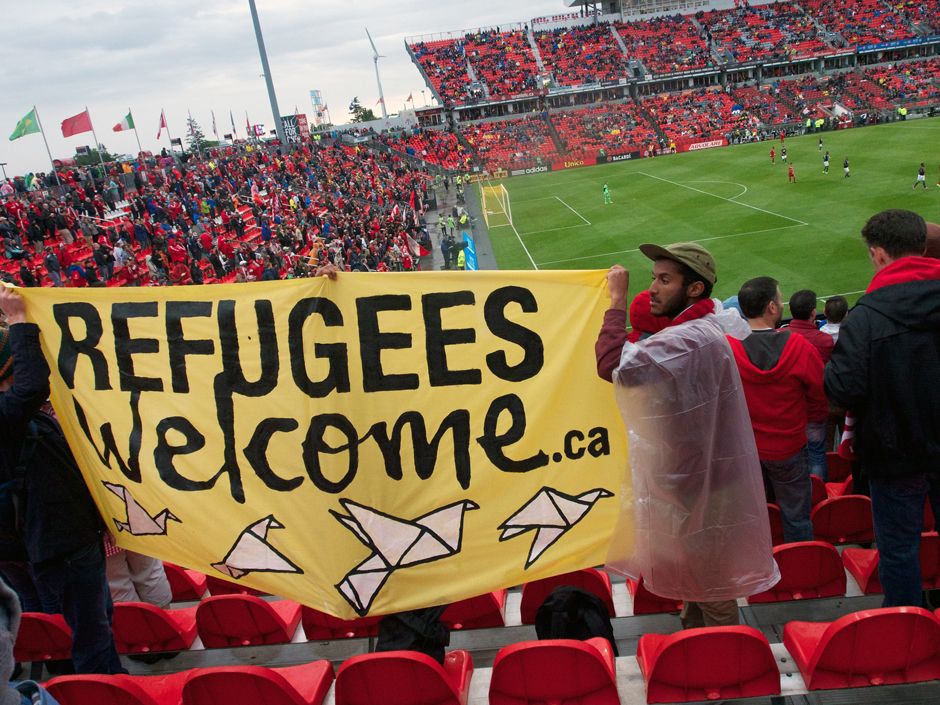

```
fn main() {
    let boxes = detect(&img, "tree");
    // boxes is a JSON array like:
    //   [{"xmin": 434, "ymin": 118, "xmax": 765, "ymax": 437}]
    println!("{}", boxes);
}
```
[
  {"xmin": 186, "ymin": 116, "xmax": 209, "ymax": 152},
  {"xmin": 348, "ymin": 97, "xmax": 377, "ymax": 123},
  {"xmin": 74, "ymin": 145, "xmax": 117, "ymax": 167}
]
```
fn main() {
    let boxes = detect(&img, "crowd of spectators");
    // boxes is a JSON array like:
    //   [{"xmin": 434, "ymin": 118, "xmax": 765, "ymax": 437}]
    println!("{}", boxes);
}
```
[
  {"xmin": 616, "ymin": 15, "xmax": 714, "ymax": 75},
  {"xmin": 698, "ymin": 2, "xmax": 834, "ymax": 64},
  {"xmin": 889, "ymin": 0, "xmax": 940, "ymax": 35},
  {"xmin": 461, "ymin": 116, "xmax": 559, "ymax": 171},
  {"xmin": 865, "ymin": 58, "xmax": 940, "ymax": 108},
  {"xmin": 729, "ymin": 84, "xmax": 797, "ymax": 125},
  {"xmin": 535, "ymin": 22, "xmax": 626, "ymax": 86},
  {"xmin": 800, "ymin": 0, "xmax": 916, "ymax": 47},
  {"xmin": 838, "ymin": 71, "xmax": 895, "ymax": 111},
  {"xmin": 463, "ymin": 28, "xmax": 540, "ymax": 98},
  {"xmin": 408, "ymin": 39, "xmax": 474, "ymax": 105},
  {"xmin": 644, "ymin": 88, "xmax": 747, "ymax": 144},
  {"xmin": 551, "ymin": 102, "xmax": 658, "ymax": 159},
  {"xmin": 773, "ymin": 74, "xmax": 843, "ymax": 120},
  {"xmin": 380, "ymin": 128, "xmax": 473, "ymax": 171},
  {"xmin": 0, "ymin": 139, "xmax": 435, "ymax": 289}
]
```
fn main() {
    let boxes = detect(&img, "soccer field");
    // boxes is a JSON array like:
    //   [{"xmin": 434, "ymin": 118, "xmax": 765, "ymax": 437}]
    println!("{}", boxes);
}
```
[{"xmin": 483, "ymin": 117, "xmax": 940, "ymax": 304}]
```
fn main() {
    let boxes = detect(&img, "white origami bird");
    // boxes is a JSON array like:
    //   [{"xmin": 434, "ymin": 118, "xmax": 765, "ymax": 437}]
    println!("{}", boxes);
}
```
[
  {"xmin": 103, "ymin": 482, "xmax": 181, "ymax": 536},
  {"xmin": 331, "ymin": 498, "xmax": 479, "ymax": 616},
  {"xmin": 211, "ymin": 515, "xmax": 302, "ymax": 579},
  {"xmin": 499, "ymin": 487, "xmax": 613, "ymax": 569}
]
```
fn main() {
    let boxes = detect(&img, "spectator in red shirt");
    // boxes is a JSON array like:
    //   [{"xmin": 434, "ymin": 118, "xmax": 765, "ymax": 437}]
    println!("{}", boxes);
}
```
[{"xmin": 728, "ymin": 276, "xmax": 827, "ymax": 542}]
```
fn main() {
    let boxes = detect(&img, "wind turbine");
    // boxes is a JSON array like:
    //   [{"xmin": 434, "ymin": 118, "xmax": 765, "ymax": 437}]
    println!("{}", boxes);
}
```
[{"xmin": 365, "ymin": 27, "xmax": 388, "ymax": 120}]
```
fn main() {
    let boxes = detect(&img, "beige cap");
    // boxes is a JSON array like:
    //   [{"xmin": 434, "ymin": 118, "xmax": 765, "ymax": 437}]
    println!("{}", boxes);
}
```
[{"xmin": 639, "ymin": 241, "xmax": 717, "ymax": 284}]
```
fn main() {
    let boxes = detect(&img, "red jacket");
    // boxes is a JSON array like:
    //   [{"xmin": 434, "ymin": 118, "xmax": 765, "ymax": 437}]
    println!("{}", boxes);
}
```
[
  {"xmin": 729, "ymin": 332, "xmax": 827, "ymax": 460},
  {"xmin": 784, "ymin": 319, "xmax": 834, "ymax": 363}
]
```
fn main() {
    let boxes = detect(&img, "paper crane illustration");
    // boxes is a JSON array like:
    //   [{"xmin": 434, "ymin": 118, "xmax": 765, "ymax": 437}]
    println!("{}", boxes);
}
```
[
  {"xmin": 211, "ymin": 515, "xmax": 303, "ymax": 580},
  {"xmin": 499, "ymin": 487, "xmax": 613, "ymax": 569},
  {"xmin": 103, "ymin": 482, "xmax": 181, "ymax": 536},
  {"xmin": 331, "ymin": 498, "xmax": 479, "ymax": 616}
]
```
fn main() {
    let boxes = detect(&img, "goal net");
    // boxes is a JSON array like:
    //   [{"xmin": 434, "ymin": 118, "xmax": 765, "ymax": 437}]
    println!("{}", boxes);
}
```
[{"xmin": 481, "ymin": 182, "xmax": 512, "ymax": 228}]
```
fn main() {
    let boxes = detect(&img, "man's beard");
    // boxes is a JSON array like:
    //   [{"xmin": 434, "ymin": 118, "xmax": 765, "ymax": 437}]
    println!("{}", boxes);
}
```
[{"xmin": 653, "ymin": 292, "xmax": 690, "ymax": 319}]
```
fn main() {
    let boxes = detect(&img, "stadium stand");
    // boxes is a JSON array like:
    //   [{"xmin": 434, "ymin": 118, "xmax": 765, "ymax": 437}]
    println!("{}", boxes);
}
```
[
  {"xmin": 890, "ymin": 0, "xmax": 940, "ymax": 35},
  {"xmin": 728, "ymin": 83, "xmax": 797, "ymax": 125},
  {"xmin": 698, "ymin": 2, "xmax": 834, "ymax": 63},
  {"xmin": 747, "ymin": 542, "xmax": 847, "ymax": 603},
  {"xmin": 380, "ymin": 129, "xmax": 472, "ymax": 170},
  {"xmin": 534, "ymin": 22, "xmax": 626, "ymax": 86},
  {"xmin": 550, "ymin": 102, "xmax": 659, "ymax": 159},
  {"xmin": 644, "ymin": 88, "xmax": 746, "ymax": 145},
  {"xmin": 616, "ymin": 15, "xmax": 714, "ymax": 75},
  {"xmin": 865, "ymin": 57, "xmax": 940, "ymax": 108},
  {"xmin": 463, "ymin": 28, "xmax": 540, "ymax": 98},
  {"xmin": 800, "ymin": 0, "xmax": 917, "ymax": 47},
  {"xmin": 810, "ymin": 495, "xmax": 875, "ymax": 545},
  {"xmin": 838, "ymin": 71, "xmax": 894, "ymax": 111},
  {"xmin": 460, "ymin": 116, "xmax": 559, "ymax": 171},
  {"xmin": 407, "ymin": 40, "xmax": 473, "ymax": 105}
]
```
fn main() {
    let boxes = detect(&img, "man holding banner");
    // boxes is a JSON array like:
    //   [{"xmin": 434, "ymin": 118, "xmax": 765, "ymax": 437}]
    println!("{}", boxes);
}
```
[{"xmin": 596, "ymin": 243, "xmax": 779, "ymax": 628}]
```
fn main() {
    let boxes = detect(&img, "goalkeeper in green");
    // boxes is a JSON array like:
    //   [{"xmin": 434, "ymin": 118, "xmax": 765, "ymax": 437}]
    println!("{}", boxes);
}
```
[{"xmin": 603, "ymin": 183, "xmax": 612, "ymax": 204}]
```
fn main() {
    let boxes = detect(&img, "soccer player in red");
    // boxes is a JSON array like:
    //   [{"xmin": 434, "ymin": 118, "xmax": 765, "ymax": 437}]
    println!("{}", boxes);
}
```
[
  {"xmin": 770, "ymin": 146, "xmax": 776, "ymax": 164},
  {"xmin": 788, "ymin": 164, "xmax": 796, "ymax": 183}
]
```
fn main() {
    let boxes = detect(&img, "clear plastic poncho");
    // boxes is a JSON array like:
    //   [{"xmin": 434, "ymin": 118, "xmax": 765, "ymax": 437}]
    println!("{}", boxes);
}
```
[{"xmin": 605, "ymin": 307, "xmax": 780, "ymax": 602}]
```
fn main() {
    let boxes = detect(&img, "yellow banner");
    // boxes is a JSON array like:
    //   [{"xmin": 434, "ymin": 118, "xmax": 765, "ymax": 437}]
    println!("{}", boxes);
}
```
[{"xmin": 20, "ymin": 271, "xmax": 629, "ymax": 618}]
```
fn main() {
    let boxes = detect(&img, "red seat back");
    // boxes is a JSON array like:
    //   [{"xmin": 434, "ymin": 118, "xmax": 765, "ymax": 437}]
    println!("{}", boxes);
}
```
[
  {"xmin": 195, "ymin": 595, "xmax": 293, "ymax": 648},
  {"xmin": 46, "ymin": 674, "xmax": 187, "ymax": 705},
  {"xmin": 490, "ymin": 639, "xmax": 618, "ymax": 705},
  {"xmin": 441, "ymin": 591, "xmax": 506, "ymax": 630},
  {"xmin": 637, "ymin": 626, "xmax": 779, "ymax": 703},
  {"xmin": 627, "ymin": 577, "xmax": 682, "ymax": 615},
  {"xmin": 811, "ymin": 495, "xmax": 874, "ymax": 544},
  {"xmin": 14, "ymin": 613, "xmax": 72, "ymax": 662},
  {"xmin": 163, "ymin": 563, "xmax": 207, "ymax": 601},
  {"xmin": 182, "ymin": 664, "xmax": 333, "ymax": 705},
  {"xmin": 335, "ymin": 651, "xmax": 463, "ymax": 705},
  {"xmin": 112, "ymin": 603, "xmax": 196, "ymax": 654},
  {"xmin": 826, "ymin": 452, "xmax": 851, "ymax": 482},
  {"xmin": 922, "ymin": 533, "xmax": 940, "ymax": 588},
  {"xmin": 810, "ymin": 475, "xmax": 827, "ymax": 506},
  {"xmin": 205, "ymin": 575, "xmax": 265, "ymax": 596},
  {"xmin": 749, "ymin": 541, "xmax": 845, "ymax": 603},
  {"xmin": 767, "ymin": 504, "xmax": 784, "ymax": 546},
  {"xmin": 301, "ymin": 607, "xmax": 381, "ymax": 640},
  {"xmin": 519, "ymin": 569, "xmax": 614, "ymax": 624},
  {"xmin": 807, "ymin": 608, "xmax": 940, "ymax": 689}
]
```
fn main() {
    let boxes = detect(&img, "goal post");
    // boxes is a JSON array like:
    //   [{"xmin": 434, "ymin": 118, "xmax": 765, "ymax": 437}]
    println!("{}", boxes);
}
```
[{"xmin": 481, "ymin": 181, "xmax": 512, "ymax": 228}]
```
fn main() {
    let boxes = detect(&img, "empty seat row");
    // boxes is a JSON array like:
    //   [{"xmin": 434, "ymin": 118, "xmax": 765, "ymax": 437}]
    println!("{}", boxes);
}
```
[{"xmin": 44, "ymin": 607, "xmax": 940, "ymax": 704}]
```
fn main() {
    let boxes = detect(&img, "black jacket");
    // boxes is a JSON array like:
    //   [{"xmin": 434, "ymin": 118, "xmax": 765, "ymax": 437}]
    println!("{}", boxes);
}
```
[
  {"xmin": 0, "ymin": 324, "xmax": 103, "ymax": 565},
  {"xmin": 825, "ymin": 271, "xmax": 940, "ymax": 478}
]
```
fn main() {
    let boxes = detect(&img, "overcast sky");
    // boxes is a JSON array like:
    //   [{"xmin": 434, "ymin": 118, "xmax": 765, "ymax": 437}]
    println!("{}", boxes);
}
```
[{"xmin": 1, "ymin": 0, "xmax": 559, "ymax": 177}]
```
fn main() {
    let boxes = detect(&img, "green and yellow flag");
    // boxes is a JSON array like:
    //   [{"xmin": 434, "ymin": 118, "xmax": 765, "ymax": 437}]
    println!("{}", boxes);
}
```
[{"xmin": 9, "ymin": 108, "xmax": 40, "ymax": 141}]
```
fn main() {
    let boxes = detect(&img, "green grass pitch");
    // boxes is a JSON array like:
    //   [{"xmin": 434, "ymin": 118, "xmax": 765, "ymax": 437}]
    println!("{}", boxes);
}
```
[{"xmin": 483, "ymin": 117, "xmax": 940, "ymax": 306}]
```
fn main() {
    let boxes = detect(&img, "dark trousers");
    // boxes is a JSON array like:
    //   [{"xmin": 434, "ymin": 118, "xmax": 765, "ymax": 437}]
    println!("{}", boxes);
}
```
[
  {"xmin": 32, "ymin": 542, "xmax": 125, "ymax": 674},
  {"xmin": 869, "ymin": 473, "xmax": 940, "ymax": 607}
]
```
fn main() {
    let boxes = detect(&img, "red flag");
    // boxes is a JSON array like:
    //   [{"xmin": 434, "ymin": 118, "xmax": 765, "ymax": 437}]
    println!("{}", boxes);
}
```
[
  {"xmin": 156, "ymin": 110, "xmax": 168, "ymax": 139},
  {"xmin": 407, "ymin": 234, "xmax": 429, "ymax": 258},
  {"xmin": 406, "ymin": 93, "xmax": 413, "ymax": 102},
  {"xmin": 375, "ymin": 97, "xmax": 384, "ymax": 107},
  {"xmin": 61, "ymin": 110, "xmax": 92, "ymax": 138}
]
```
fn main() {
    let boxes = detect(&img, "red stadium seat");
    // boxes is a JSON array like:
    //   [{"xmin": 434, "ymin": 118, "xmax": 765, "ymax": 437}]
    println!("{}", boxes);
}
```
[
  {"xmin": 14, "ymin": 612, "xmax": 71, "ymax": 662},
  {"xmin": 441, "ymin": 590, "xmax": 507, "ymax": 630},
  {"xmin": 842, "ymin": 532, "xmax": 940, "ymax": 594},
  {"xmin": 810, "ymin": 475, "xmax": 827, "ymax": 506},
  {"xmin": 626, "ymin": 577, "xmax": 682, "ymax": 614},
  {"xmin": 767, "ymin": 503, "xmax": 785, "ymax": 546},
  {"xmin": 335, "ymin": 649, "xmax": 473, "ymax": 705},
  {"xmin": 182, "ymin": 662, "xmax": 334, "ymax": 705},
  {"xmin": 112, "ymin": 602, "xmax": 198, "ymax": 655},
  {"xmin": 748, "ymin": 541, "xmax": 846, "ymax": 603},
  {"xmin": 205, "ymin": 574, "xmax": 266, "ymax": 596},
  {"xmin": 825, "ymin": 475, "xmax": 853, "ymax": 499},
  {"xmin": 489, "ymin": 638, "xmax": 618, "ymax": 705},
  {"xmin": 637, "ymin": 626, "xmax": 780, "ymax": 703},
  {"xmin": 811, "ymin": 495, "xmax": 874, "ymax": 544},
  {"xmin": 46, "ymin": 672, "xmax": 190, "ymax": 705},
  {"xmin": 783, "ymin": 607, "xmax": 940, "ymax": 690},
  {"xmin": 826, "ymin": 452, "xmax": 851, "ymax": 482},
  {"xmin": 519, "ymin": 568, "xmax": 615, "ymax": 624},
  {"xmin": 195, "ymin": 595, "xmax": 302, "ymax": 648},
  {"xmin": 925, "ymin": 500, "xmax": 936, "ymax": 532},
  {"xmin": 301, "ymin": 607, "xmax": 381, "ymax": 640},
  {"xmin": 163, "ymin": 563, "xmax": 208, "ymax": 601}
]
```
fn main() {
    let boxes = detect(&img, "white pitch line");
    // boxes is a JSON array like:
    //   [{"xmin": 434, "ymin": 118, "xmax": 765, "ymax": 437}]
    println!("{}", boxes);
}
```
[
  {"xmin": 538, "ymin": 223, "xmax": 805, "ymax": 266},
  {"xmin": 519, "ymin": 223, "xmax": 592, "ymax": 237},
  {"xmin": 638, "ymin": 172, "xmax": 808, "ymax": 226},
  {"xmin": 554, "ymin": 196, "xmax": 591, "ymax": 225},
  {"xmin": 687, "ymin": 180, "xmax": 749, "ymax": 201},
  {"xmin": 508, "ymin": 218, "xmax": 539, "ymax": 270}
]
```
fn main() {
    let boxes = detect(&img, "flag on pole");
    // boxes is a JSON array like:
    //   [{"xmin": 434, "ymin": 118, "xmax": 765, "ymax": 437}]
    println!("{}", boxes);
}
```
[
  {"xmin": 229, "ymin": 110, "xmax": 237, "ymax": 138},
  {"xmin": 113, "ymin": 111, "xmax": 135, "ymax": 132},
  {"xmin": 9, "ymin": 108, "xmax": 40, "ymax": 141},
  {"xmin": 157, "ymin": 110, "xmax": 168, "ymax": 139},
  {"xmin": 212, "ymin": 110, "xmax": 219, "ymax": 139},
  {"xmin": 375, "ymin": 97, "xmax": 384, "ymax": 107},
  {"xmin": 406, "ymin": 93, "xmax": 413, "ymax": 102},
  {"xmin": 61, "ymin": 110, "xmax": 93, "ymax": 138}
]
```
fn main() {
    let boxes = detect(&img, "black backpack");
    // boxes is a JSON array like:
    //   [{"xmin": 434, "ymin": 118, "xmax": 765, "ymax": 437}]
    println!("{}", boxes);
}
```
[
  {"xmin": 376, "ymin": 606, "xmax": 450, "ymax": 664},
  {"xmin": 0, "ymin": 420, "xmax": 40, "ymax": 550},
  {"xmin": 534, "ymin": 586, "xmax": 619, "ymax": 656}
]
